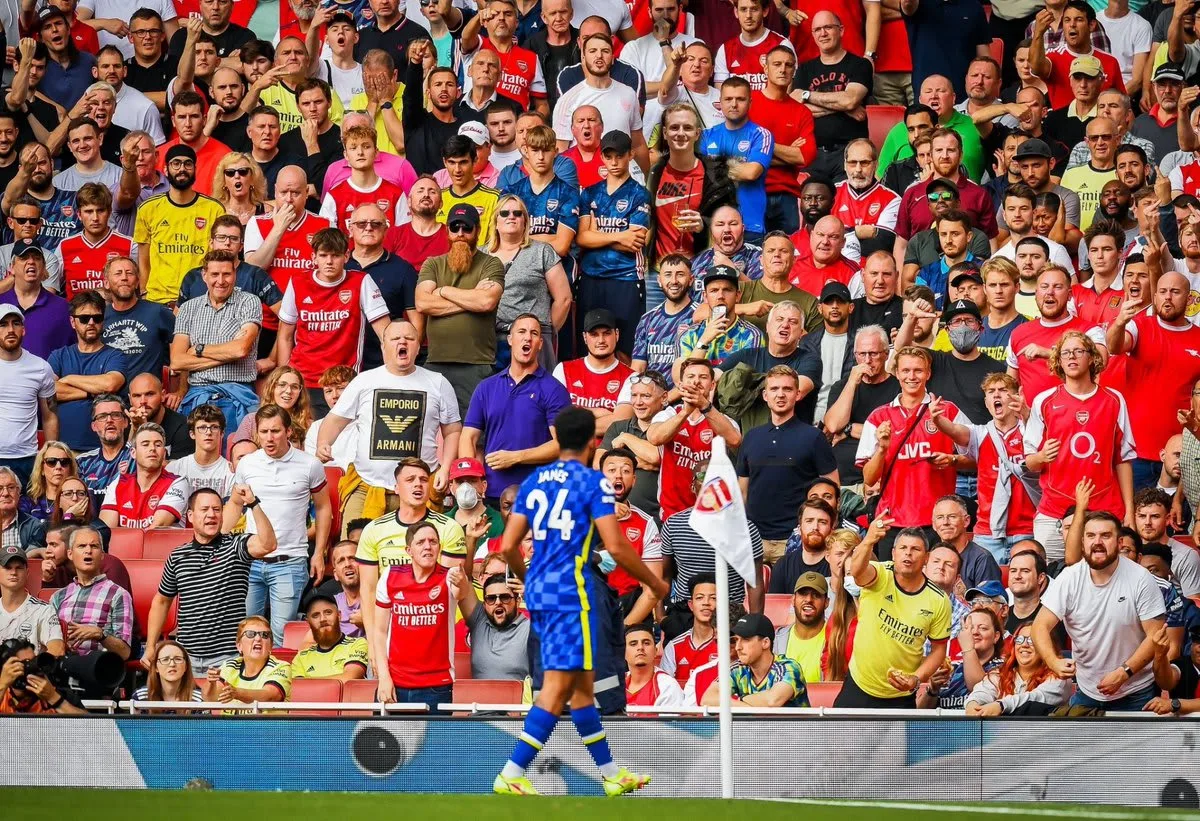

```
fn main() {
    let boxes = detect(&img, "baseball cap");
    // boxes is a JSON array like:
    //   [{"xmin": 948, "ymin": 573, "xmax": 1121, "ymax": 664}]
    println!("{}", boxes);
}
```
[
  {"xmin": 0, "ymin": 544, "xmax": 27, "ymax": 566},
  {"xmin": 302, "ymin": 591, "xmax": 339, "ymax": 613},
  {"xmin": 165, "ymin": 144, "xmax": 198, "ymax": 164},
  {"xmin": 966, "ymin": 580, "xmax": 1008, "ymax": 601},
  {"xmin": 793, "ymin": 571, "xmax": 828, "ymax": 595},
  {"xmin": 11, "ymin": 240, "xmax": 44, "ymax": 260},
  {"xmin": 731, "ymin": 612, "xmax": 774, "ymax": 640},
  {"xmin": 943, "ymin": 298, "xmax": 982, "ymax": 322},
  {"xmin": 1155, "ymin": 62, "xmax": 1185, "ymax": 83},
  {"xmin": 1069, "ymin": 55, "xmax": 1103, "ymax": 78},
  {"xmin": 0, "ymin": 305, "xmax": 23, "ymax": 324},
  {"xmin": 458, "ymin": 120, "xmax": 490, "ymax": 146},
  {"xmin": 600, "ymin": 130, "xmax": 632, "ymax": 155},
  {"xmin": 702, "ymin": 264, "xmax": 739, "ymax": 287},
  {"xmin": 926, "ymin": 177, "xmax": 958, "ymax": 197},
  {"xmin": 1012, "ymin": 138, "xmax": 1053, "ymax": 160},
  {"xmin": 819, "ymin": 281, "xmax": 852, "ymax": 303},
  {"xmin": 583, "ymin": 308, "xmax": 618, "ymax": 332},
  {"xmin": 448, "ymin": 457, "xmax": 485, "ymax": 481},
  {"xmin": 948, "ymin": 268, "xmax": 983, "ymax": 288},
  {"xmin": 446, "ymin": 203, "xmax": 480, "ymax": 232},
  {"xmin": 328, "ymin": 9, "xmax": 356, "ymax": 26},
  {"xmin": 39, "ymin": 6, "xmax": 68, "ymax": 26}
]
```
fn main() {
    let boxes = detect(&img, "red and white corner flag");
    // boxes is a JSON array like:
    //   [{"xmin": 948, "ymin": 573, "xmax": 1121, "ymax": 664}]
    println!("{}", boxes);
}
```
[{"xmin": 689, "ymin": 436, "xmax": 757, "ymax": 587}]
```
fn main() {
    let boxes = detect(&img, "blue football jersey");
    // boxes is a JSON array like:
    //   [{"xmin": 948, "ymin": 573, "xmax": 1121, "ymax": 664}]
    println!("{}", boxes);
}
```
[
  {"xmin": 698, "ymin": 121, "xmax": 773, "ymax": 234},
  {"xmin": 578, "ymin": 177, "xmax": 650, "ymax": 281},
  {"xmin": 515, "ymin": 459, "xmax": 616, "ymax": 612},
  {"xmin": 631, "ymin": 301, "xmax": 694, "ymax": 387},
  {"xmin": 6, "ymin": 188, "xmax": 80, "ymax": 250},
  {"xmin": 502, "ymin": 176, "xmax": 582, "ymax": 240}
]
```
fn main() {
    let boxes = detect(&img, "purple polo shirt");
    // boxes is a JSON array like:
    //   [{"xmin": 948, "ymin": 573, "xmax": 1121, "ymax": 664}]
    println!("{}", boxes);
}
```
[
  {"xmin": 0, "ymin": 288, "xmax": 73, "ymax": 360},
  {"xmin": 463, "ymin": 366, "xmax": 572, "ymax": 493},
  {"xmin": 895, "ymin": 174, "xmax": 998, "ymax": 240}
]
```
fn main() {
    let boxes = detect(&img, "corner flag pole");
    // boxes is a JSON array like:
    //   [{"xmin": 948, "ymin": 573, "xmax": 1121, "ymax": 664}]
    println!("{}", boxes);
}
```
[{"xmin": 689, "ymin": 436, "xmax": 756, "ymax": 802}]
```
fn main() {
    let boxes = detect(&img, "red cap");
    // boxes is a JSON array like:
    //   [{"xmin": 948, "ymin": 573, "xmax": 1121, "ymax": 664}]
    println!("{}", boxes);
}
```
[{"xmin": 448, "ymin": 458, "xmax": 485, "ymax": 481}]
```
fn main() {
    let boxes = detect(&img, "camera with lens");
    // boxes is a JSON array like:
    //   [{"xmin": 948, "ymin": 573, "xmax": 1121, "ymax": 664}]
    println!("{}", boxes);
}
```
[{"xmin": 0, "ymin": 637, "xmax": 124, "ymax": 697}]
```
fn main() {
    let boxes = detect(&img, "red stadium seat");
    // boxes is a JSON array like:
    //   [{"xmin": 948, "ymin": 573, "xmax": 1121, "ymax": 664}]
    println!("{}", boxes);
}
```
[
  {"xmin": 143, "ymin": 528, "xmax": 193, "ymax": 561},
  {"xmin": 325, "ymin": 466, "xmax": 344, "ymax": 539},
  {"xmin": 124, "ymin": 560, "xmax": 176, "ymax": 641},
  {"xmin": 1000, "ymin": 564, "xmax": 1009, "ymax": 588},
  {"xmin": 342, "ymin": 678, "xmax": 381, "ymax": 715},
  {"xmin": 24, "ymin": 567, "xmax": 42, "ymax": 597},
  {"xmin": 764, "ymin": 593, "xmax": 793, "ymax": 629},
  {"xmin": 761, "ymin": 563, "xmax": 771, "ymax": 591},
  {"xmin": 807, "ymin": 681, "xmax": 842, "ymax": 708},
  {"xmin": 35, "ymin": 587, "xmax": 60, "ymax": 603},
  {"xmin": 453, "ymin": 679, "xmax": 523, "ymax": 707},
  {"xmin": 282, "ymin": 621, "xmax": 313, "ymax": 650},
  {"xmin": 109, "ymin": 528, "xmax": 144, "ymax": 561},
  {"xmin": 989, "ymin": 37, "xmax": 1004, "ymax": 66},
  {"xmin": 454, "ymin": 651, "xmax": 474, "ymax": 680},
  {"xmin": 866, "ymin": 105, "xmax": 905, "ymax": 151},
  {"xmin": 274, "ymin": 648, "xmax": 298, "ymax": 662},
  {"xmin": 289, "ymin": 677, "xmax": 342, "ymax": 714}
]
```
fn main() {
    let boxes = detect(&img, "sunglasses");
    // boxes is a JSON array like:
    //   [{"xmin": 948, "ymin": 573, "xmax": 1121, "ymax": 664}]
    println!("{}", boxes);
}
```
[
  {"xmin": 448, "ymin": 223, "xmax": 474, "ymax": 234},
  {"xmin": 351, "ymin": 220, "xmax": 386, "ymax": 229},
  {"xmin": 498, "ymin": 209, "xmax": 525, "ymax": 218},
  {"xmin": 927, "ymin": 192, "xmax": 955, "ymax": 203},
  {"xmin": 484, "ymin": 593, "xmax": 515, "ymax": 604},
  {"xmin": 224, "ymin": 167, "xmax": 251, "ymax": 177},
  {"xmin": 628, "ymin": 374, "xmax": 665, "ymax": 387},
  {"xmin": 72, "ymin": 314, "xmax": 102, "ymax": 324},
  {"xmin": 241, "ymin": 629, "xmax": 272, "ymax": 640},
  {"xmin": 43, "ymin": 457, "xmax": 71, "ymax": 468},
  {"xmin": 1013, "ymin": 635, "xmax": 1034, "ymax": 646},
  {"xmin": 11, "ymin": 216, "xmax": 40, "ymax": 225}
]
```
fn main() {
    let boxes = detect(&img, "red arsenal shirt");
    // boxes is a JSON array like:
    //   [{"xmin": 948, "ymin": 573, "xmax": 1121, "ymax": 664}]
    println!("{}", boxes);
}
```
[
  {"xmin": 58, "ymin": 231, "xmax": 133, "ymax": 301},
  {"xmin": 243, "ymin": 211, "xmax": 334, "ymax": 331},
  {"xmin": 376, "ymin": 564, "xmax": 454, "ymax": 688}
]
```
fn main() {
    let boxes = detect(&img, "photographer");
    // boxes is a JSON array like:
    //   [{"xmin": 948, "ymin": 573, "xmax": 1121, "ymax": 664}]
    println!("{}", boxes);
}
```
[{"xmin": 0, "ymin": 640, "xmax": 86, "ymax": 714}]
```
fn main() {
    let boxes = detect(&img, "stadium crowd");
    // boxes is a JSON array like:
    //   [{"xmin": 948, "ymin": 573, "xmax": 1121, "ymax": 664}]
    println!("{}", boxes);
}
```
[{"xmin": 6, "ymin": 0, "xmax": 1200, "ymax": 720}]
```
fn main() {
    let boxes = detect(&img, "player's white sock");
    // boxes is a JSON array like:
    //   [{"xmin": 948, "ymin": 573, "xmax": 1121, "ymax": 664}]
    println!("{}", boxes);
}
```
[
  {"xmin": 501, "ymin": 762, "xmax": 525, "ymax": 779},
  {"xmin": 599, "ymin": 762, "xmax": 620, "ymax": 779}
]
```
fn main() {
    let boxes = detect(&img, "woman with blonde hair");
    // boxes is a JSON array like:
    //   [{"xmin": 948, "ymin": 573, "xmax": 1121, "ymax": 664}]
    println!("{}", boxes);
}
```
[
  {"xmin": 212, "ymin": 153, "xmax": 269, "ymax": 224},
  {"xmin": 231, "ymin": 366, "xmax": 312, "ymax": 446},
  {"xmin": 821, "ymin": 528, "xmax": 860, "ymax": 682},
  {"xmin": 489, "ymin": 193, "xmax": 572, "ymax": 370},
  {"xmin": 22, "ymin": 442, "xmax": 78, "ymax": 521}
]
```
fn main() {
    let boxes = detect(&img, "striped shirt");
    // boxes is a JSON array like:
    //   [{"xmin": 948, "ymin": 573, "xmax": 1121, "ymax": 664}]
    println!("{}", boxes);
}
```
[
  {"xmin": 656, "ymin": 508, "xmax": 763, "ymax": 606},
  {"xmin": 158, "ymin": 533, "xmax": 254, "ymax": 658},
  {"xmin": 1182, "ymin": 430, "xmax": 1200, "ymax": 520},
  {"xmin": 173, "ymin": 290, "xmax": 262, "ymax": 386},
  {"xmin": 49, "ymin": 575, "xmax": 133, "ymax": 654}
]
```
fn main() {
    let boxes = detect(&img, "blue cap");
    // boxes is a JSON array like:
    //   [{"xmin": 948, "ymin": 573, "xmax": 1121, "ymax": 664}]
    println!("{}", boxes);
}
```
[{"xmin": 966, "ymin": 580, "xmax": 1007, "ymax": 601}]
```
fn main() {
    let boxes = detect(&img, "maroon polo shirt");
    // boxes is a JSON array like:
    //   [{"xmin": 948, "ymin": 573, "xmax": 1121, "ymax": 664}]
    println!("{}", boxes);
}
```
[{"xmin": 895, "ymin": 174, "xmax": 998, "ymax": 240}]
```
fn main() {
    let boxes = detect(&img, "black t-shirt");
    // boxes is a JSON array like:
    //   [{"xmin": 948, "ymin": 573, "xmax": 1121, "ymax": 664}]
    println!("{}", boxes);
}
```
[
  {"xmin": 401, "ymin": 62, "xmax": 465, "ymax": 175},
  {"xmin": 768, "ymin": 549, "xmax": 831, "ymax": 594},
  {"xmin": 928, "ymin": 349, "xmax": 1005, "ymax": 425},
  {"xmin": 527, "ymin": 28, "xmax": 578, "ymax": 113},
  {"xmin": 211, "ymin": 113, "xmax": 251, "ymax": 153},
  {"xmin": 0, "ymin": 156, "xmax": 18, "ymax": 196},
  {"xmin": 1007, "ymin": 601, "xmax": 1069, "ymax": 651},
  {"xmin": 125, "ymin": 53, "xmax": 179, "ymax": 94},
  {"xmin": 1039, "ymin": 111, "xmax": 1087, "ymax": 172},
  {"xmin": 793, "ymin": 52, "xmax": 872, "ymax": 150},
  {"xmin": 278, "ymin": 125, "xmax": 344, "ymax": 211},
  {"xmin": 255, "ymin": 150, "xmax": 304, "ymax": 198},
  {"xmin": 169, "ymin": 24, "xmax": 255, "ymax": 59},
  {"xmin": 160, "ymin": 407, "xmax": 195, "ymax": 458},
  {"xmin": 851, "ymin": 295, "xmax": 904, "ymax": 336},
  {"xmin": 599, "ymin": 417, "xmax": 660, "ymax": 519},
  {"xmin": 355, "ymin": 17, "xmax": 430, "ymax": 66},
  {"xmin": 826, "ymin": 374, "xmax": 901, "ymax": 483},
  {"xmin": 721, "ymin": 345, "xmax": 824, "ymax": 424}
]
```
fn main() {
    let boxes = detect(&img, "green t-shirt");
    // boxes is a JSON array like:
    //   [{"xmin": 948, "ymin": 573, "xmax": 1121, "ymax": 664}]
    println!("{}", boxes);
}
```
[
  {"xmin": 418, "ymin": 252, "xmax": 506, "ymax": 365},
  {"xmin": 738, "ymin": 279, "xmax": 822, "ymax": 333},
  {"xmin": 876, "ymin": 110, "xmax": 986, "ymax": 183}
]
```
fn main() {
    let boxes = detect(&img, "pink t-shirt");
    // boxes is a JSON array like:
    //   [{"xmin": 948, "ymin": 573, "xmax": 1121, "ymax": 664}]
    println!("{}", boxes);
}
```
[{"xmin": 322, "ymin": 153, "xmax": 417, "ymax": 198}]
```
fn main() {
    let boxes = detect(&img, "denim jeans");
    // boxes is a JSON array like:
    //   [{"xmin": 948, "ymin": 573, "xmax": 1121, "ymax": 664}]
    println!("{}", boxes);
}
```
[
  {"xmin": 973, "ymin": 533, "xmax": 1034, "ymax": 565},
  {"xmin": 644, "ymin": 274, "xmax": 665, "ymax": 315},
  {"xmin": 246, "ymin": 557, "xmax": 308, "ymax": 646},
  {"xmin": 1069, "ymin": 683, "xmax": 1157, "ymax": 712},
  {"xmin": 1034, "ymin": 513, "xmax": 1065, "ymax": 563},
  {"xmin": 188, "ymin": 651, "xmax": 238, "ymax": 675},
  {"xmin": 180, "ymin": 382, "xmax": 260, "ymax": 434},
  {"xmin": 765, "ymin": 192, "xmax": 800, "ymax": 235},
  {"xmin": 393, "ymin": 684, "xmax": 454, "ymax": 714},
  {"xmin": 0, "ymin": 455, "xmax": 36, "ymax": 490}
]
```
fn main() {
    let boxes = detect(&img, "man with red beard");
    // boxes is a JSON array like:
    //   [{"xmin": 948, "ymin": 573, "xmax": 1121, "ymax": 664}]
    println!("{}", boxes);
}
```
[
  {"xmin": 768, "ymin": 499, "xmax": 835, "ymax": 593},
  {"xmin": 415, "ymin": 203, "xmax": 505, "ymax": 415},
  {"xmin": 1036, "ymin": 509, "xmax": 1164, "ymax": 710},
  {"xmin": 599, "ymin": 448, "xmax": 661, "ymax": 625}
]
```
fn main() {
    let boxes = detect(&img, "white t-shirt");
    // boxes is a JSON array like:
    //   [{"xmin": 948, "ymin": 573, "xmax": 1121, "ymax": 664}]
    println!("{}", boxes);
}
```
[
  {"xmin": 0, "ymin": 593, "xmax": 63, "ymax": 653},
  {"xmin": 232, "ymin": 446, "xmax": 328, "ymax": 557},
  {"xmin": 1041, "ymin": 556, "xmax": 1165, "ymax": 701},
  {"xmin": 327, "ymin": 61, "xmax": 365, "ymax": 109},
  {"xmin": 0, "ymin": 351, "xmax": 56, "ymax": 459},
  {"xmin": 167, "ymin": 454, "xmax": 236, "ymax": 501},
  {"xmin": 80, "ymin": 0, "xmax": 177, "ymax": 57},
  {"xmin": 571, "ymin": 0, "xmax": 633, "ymax": 33},
  {"xmin": 1168, "ymin": 537, "xmax": 1200, "ymax": 598},
  {"xmin": 993, "ymin": 238, "xmax": 1076, "ymax": 273},
  {"xmin": 304, "ymin": 416, "xmax": 357, "ymax": 471},
  {"xmin": 113, "ymin": 84, "xmax": 167, "ymax": 145},
  {"xmin": 1095, "ymin": 10, "xmax": 1153, "ymax": 83},
  {"xmin": 329, "ymin": 365, "xmax": 461, "ymax": 489},
  {"xmin": 490, "ymin": 147, "xmax": 522, "ymax": 171},
  {"xmin": 621, "ymin": 33, "xmax": 698, "ymax": 87},
  {"xmin": 553, "ymin": 81, "xmax": 644, "ymax": 146}
]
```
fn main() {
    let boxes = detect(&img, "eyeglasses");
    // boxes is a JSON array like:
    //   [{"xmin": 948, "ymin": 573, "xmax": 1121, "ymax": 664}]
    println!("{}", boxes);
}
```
[
  {"xmin": 43, "ymin": 457, "xmax": 71, "ymax": 468},
  {"xmin": 167, "ymin": 159, "xmax": 196, "ymax": 168},
  {"xmin": 448, "ymin": 223, "xmax": 474, "ymax": 235},
  {"xmin": 72, "ymin": 314, "xmax": 103, "ymax": 324},
  {"xmin": 1013, "ymin": 635, "xmax": 1034, "ymax": 646},
  {"xmin": 223, "ymin": 167, "xmax": 251, "ymax": 177},
  {"xmin": 498, "ymin": 209, "xmax": 525, "ymax": 218},
  {"xmin": 130, "ymin": 28, "xmax": 163, "ymax": 36},
  {"xmin": 0, "ymin": 486, "xmax": 19, "ymax": 495},
  {"xmin": 855, "ymin": 350, "xmax": 886, "ymax": 358},
  {"xmin": 1059, "ymin": 348, "xmax": 1089, "ymax": 359},
  {"xmin": 275, "ymin": 382, "xmax": 301, "ymax": 393},
  {"xmin": 212, "ymin": 234, "xmax": 242, "ymax": 244},
  {"xmin": 483, "ymin": 593, "xmax": 515, "ymax": 604},
  {"xmin": 351, "ymin": 220, "xmax": 386, "ymax": 229},
  {"xmin": 192, "ymin": 424, "xmax": 222, "ymax": 434},
  {"xmin": 11, "ymin": 216, "xmax": 41, "ymax": 225},
  {"xmin": 240, "ymin": 629, "xmax": 272, "ymax": 640},
  {"xmin": 59, "ymin": 489, "xmax": 89, "ymax": 499},
  {"xmin": 157, "ymin": 655, "xmax": 186, "ymax": 666},
  {"xmin": 927, "ymin": 192, "xmax": 956, "ymax": 203},
  {"xmin": 92, "ymin": 411, "xmax": 125, "ymax": 422}
]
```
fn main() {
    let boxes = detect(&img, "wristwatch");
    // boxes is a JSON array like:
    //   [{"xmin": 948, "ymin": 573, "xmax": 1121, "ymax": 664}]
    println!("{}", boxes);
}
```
[
  {"xmin": 864, "ymin": 50, "xmax": 877, "ymax": 60},
  {"xmin": 801, "ymin": 89, "xmax": 811, "ymax": 103},
  {"xmin": 381, "ymin": 101, "xmax": 393, "ymax": 110},
  {"xmin": 658, "ymin": 40, "xmax": 673, "ymax": 48},
  {"xmin": 245, "ymin": 496, "xmax": 261, "ymax": 510},
  {"xmin": 1122, "ymin": 664, "xmax": 1134, "ymax": 678},
  {"xmin": 194, "ymin": 342, "xmax": 206, "ymax": 357},
  {"xmin": 1172, "ymin": 697, "xmax": 1183, "ymax": 715}
]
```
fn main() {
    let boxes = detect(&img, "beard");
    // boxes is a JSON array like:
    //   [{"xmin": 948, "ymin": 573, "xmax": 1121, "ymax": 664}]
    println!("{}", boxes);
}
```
[
  {"xmin": 448, "ymin": 239, "xmax": 475, "ymax": 274},
  {"xmin": 1084, "ymin": 547, "xmax": 1119, "ymax": 570},
  {"xmin": 412, "ymin": 202, "xmax": 438, "ymax": 219}
]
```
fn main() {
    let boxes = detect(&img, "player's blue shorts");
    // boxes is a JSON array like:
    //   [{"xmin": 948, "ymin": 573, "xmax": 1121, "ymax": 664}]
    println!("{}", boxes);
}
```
[{"xmin": 532, "ymin": 609, "xmax": 596, "ymax": 672}]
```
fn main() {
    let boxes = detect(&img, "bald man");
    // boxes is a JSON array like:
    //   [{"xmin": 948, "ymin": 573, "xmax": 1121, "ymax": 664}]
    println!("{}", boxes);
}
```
[
  {"xmin": 208, "ymin": 66, "xmax": 252, "ymax": 152},
  {"xmin": 788, "ymin": 215, "xmax": 863, "ymax": 298},
  {"xmin": 876, "ymin": 74, "xmax": 986, "ymax": 182},
  {"xmin": 349, "ymin": 203, "xmax": 422, "ymax": 369}
]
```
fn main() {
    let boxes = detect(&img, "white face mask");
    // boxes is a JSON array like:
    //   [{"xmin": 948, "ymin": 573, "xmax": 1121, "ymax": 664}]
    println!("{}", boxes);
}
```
[
  {"xmin": 598, "ymin": 550, "xmax": 617, "ymax": 575},
  {"xmin": 843, "ymin": 574, "xmax": 862, "ymax": 598},
  {"xmin": 454, "ymin": 482, "xmax": 480, "ymax": 510}
]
